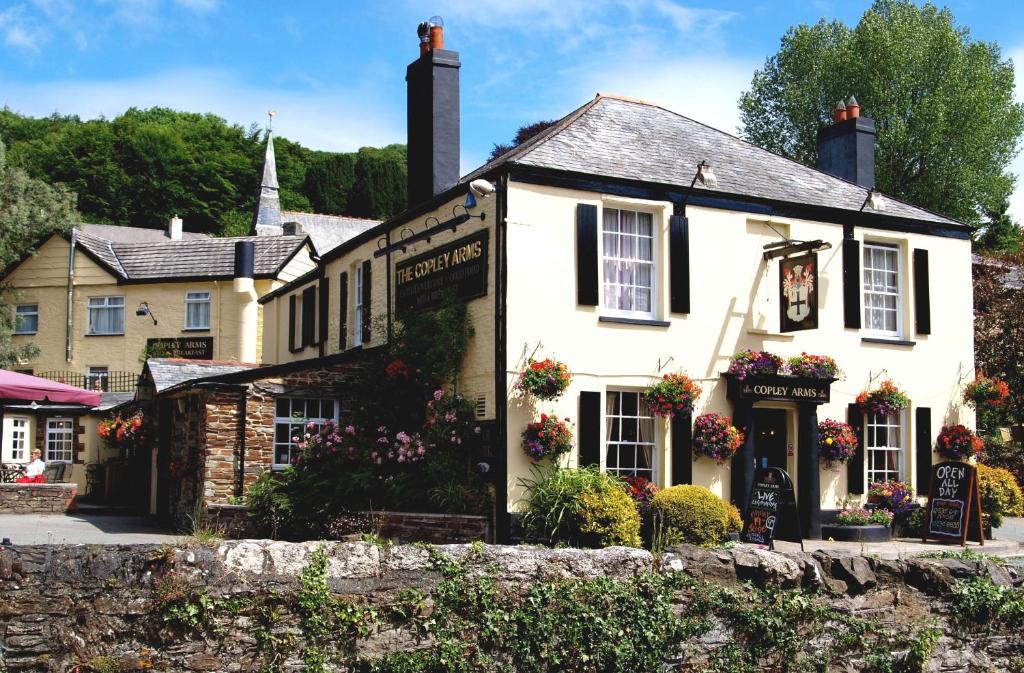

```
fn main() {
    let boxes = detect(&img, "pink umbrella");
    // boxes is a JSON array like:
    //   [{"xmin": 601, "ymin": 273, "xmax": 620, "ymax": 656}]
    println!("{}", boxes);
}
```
[{"xmin": 0, "ymin": 369, "xmax": 102, "ymax": 406}]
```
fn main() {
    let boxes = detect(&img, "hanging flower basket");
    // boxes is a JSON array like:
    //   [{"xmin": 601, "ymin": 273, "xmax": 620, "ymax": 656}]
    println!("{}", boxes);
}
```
[
  {"xmin": 963, "ymin": 375, "xmax": 1009, "ymax": 410},
  {"xmin": 521, "ymin": 414, "xmax": 574, "ymax": 462},
  {"xmin": 515, "ymin": 358, "xmax": 573, "ymax": 401},
  {"xmin": 818, "ymin": 419, "xmax": 858, "ymax": 466},
  {"xmin": 727, "ymin": 350, "xmax": 783, "ymax": 380},
  {"xmin": 642, "ymin": 373, "xmax": 701, "ymax": 419},
  {"xmin": 692, "ymin": 412, "xmax": 743, "ymax": 464},
  {"xmin": 97, "ymin": 411, "xmax": 147, "ymax": 458},
  {"xmin": 935, "ymin": 424, "xmax": 983, "ymax": 461},
  {"xmin": 786, "ymin": 353, "xmax": 841, "ymax": 379},
  {"xmin": 856, "ymin": 380, "xmax": 910, "ymax": 416}
]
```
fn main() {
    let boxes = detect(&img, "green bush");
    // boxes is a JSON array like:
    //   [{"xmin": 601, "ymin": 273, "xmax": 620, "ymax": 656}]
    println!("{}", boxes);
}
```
[
  {"xmin": 520, "ymin": 466, "xmax": 640, "ymax": 547},
  {"xmin": 980, "ymin": 437, "xmax": 1024, "ymax": 490},
  {"xmin": 977, "ymin": 463, "xmax": 1024, "ymax": 528},
  {"xmin": 725, "ymin": 503, "xmax": 743, "ymax": 534},
  {"xmin": 651, "ymin": 485, "xmax": 732, "ymax": 547}
]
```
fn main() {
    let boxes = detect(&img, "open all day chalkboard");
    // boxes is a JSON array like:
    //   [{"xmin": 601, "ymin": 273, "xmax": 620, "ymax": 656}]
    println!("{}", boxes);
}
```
[
  {"xmin": 741, "ymin": 467, "xmax": 803, "ymax": 550},
  {"xmin": 922, "ymin": 461, "xmax": 983, "ymax": 546}
]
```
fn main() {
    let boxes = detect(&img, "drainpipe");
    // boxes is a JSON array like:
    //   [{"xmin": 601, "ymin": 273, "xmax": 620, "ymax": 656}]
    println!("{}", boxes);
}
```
[
  {"xmin": 233, "ymin": 241, "xmax": 258, "ymax": 362},
  {"xmin": 65, "ymin": 228, "xmax": 77, "ymax": 363}
]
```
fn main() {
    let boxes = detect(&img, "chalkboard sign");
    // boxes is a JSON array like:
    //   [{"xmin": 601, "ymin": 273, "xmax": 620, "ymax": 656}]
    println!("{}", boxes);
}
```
[
  {"xmin": 922, "ymin": 461, "xmax": 984, "ymax": 546},
  {"xmin": 741, "ymin": 467, "xmax": 803, "ymax": 550}
]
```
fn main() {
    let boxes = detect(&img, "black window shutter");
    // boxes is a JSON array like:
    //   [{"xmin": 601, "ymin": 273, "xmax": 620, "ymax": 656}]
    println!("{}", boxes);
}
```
[
  {"xmin": 578, "ymin": 391, "xmax": 601, "ymax": 467},
  {"xmin": 361, "ymin": 260, "xmax": 372, "ymax": 344},
  {"xmin": 338, "ymin": 271, "xmax": 348, "ymax": 350},
  {"xmin": 576, "ymin": 204, "xmax": 599, "ymax": 306},
  {"xmin": 847, "ymin": 403, "xmax": 865, "ymax": 493},
  {"xmin": 913, "ymin": 249, "xmax": 931, "ymax": 335},
  {"xmin": 669, "ymin": 215, "xmax": 690, "ymax": 314},
  {"xmin": 301, "ymin": 286, "xmax": 316, "ymax": 348},
  {"xmin": 915, "ymin": 407, "xmax": 932, "ymax": 494},
  {"xmin": 843, "ymin": 238, "xmax": 862, "ymax": 329},
  {"xmin": 671, "ymin": 413, "xmax": 693, "ymax": 485},
  {"xmin": 317, "ymin": 276, "xmax": 329, "ymax": 352},
  {"xmin": 287, "ymin": 294, "xmax": 297, "ymax": 352}
]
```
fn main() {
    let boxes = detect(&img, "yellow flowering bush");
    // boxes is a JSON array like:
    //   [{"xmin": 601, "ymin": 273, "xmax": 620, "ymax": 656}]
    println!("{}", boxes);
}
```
[{"xmin": 578, "ymin": 488, "xmax": 642, "ymax": 548}]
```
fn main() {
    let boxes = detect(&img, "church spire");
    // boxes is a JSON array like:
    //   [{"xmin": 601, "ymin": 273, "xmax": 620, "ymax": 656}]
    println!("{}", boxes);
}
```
[{"xmin": 253, "ymin": 111, "xmax": 282, "ymax": 234}]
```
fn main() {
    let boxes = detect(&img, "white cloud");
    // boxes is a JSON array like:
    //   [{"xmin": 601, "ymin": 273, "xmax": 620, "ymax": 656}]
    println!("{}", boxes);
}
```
[
  {"xmin": 173, "ymin": 0, "xmax": 218, "ymax": 13},
  {"xmin": 0, "ymin": 4, "xmax": 49, "ymax": 53},
  {"xmin": 0, "ymin": 69, "xmax": 404, "ymax": 153}
]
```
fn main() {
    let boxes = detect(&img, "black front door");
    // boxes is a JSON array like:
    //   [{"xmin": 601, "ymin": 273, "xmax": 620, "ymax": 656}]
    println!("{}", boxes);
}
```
[{"xmin": 752, "ymin": 408, "xmax": 787, "ymax": 471}]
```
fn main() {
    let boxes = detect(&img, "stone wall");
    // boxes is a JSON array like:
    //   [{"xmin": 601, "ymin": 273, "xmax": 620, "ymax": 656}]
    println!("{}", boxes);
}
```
[
  {"xmin": 0, "ymin": 483, "xmax": 77, "ymax": 514},
  {"xmin": 0, "ymin": 541, "xmax": 1020, "ymax": 672}
]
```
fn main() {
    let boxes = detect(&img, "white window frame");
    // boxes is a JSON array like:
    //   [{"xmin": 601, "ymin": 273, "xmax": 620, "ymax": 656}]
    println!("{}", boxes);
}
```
[
  {"xmin": 45, "ymin": 418, "xmax": 74, "ymax": 463},
  {"xmin": 865, "ymin": 411, "xmax": 904, "ymax": 485},
  {"xmin": 14, "ymin": 304, "xmax": 38, "ymax": 334},
  {"xmin": 600, "ymin": 206, "xmax": 658, "ymax": 319},
  {"xmin": 87, "ymin": 296, "xmax": 125, "ymax": 335},
  {"xmin": 353, "ymin": 264, "xmax": 364, "ymax": 347},
  {"xmin": 87, "ymin": 366, "xmax": 109, "ymax": 392},
  {"xmin": 184, "ymin": 290, "xmax": 212, "ymax": 330},
  {"xmin": 9, "ymin": 417, "xmax": 29, "ymax": 462},
  {"xmin": 862, "ymin": 243, "xmax": 902, "ymax": 338},
  {"xmin": 603, "ymin": 389, "xmax": 657, "ymax": 481},
  {"xmin": 273, "ymin": 397, "xmax": 339, "ymax": 469}
]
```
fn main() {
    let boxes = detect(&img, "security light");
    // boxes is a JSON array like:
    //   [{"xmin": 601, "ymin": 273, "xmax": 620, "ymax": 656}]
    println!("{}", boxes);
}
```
[
  {"xmin": 695, "ymin": 160, "xmax": 718, "ymax": 189},
  {"xmin": 136, "ymin": 302, "xmax": 158, "ymax": 325},
  {"xmin": 860, "ymin": 187, "xmax": 886, "ymax": 212}
]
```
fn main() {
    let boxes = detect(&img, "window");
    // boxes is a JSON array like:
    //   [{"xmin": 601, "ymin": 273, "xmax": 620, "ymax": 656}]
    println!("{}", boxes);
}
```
[
  {"xmin": 87, "ymin": 366, "xmax": 109, "ymax": 392},
  {"xmin": 602, "ymin": 208, "xmax": 656, "ymax": 317},
  {"xmin": 863, "ymin": 244, "xmax": 901, "ymax": 336},
  {"xmin": 46, "ymin": 418, "xmax": 74, "ymax": 463},
  {"xmin": 10, "ymin": 417, "xmax": 28, "ymax": 462},
  {"xmin": 865, "ymin": 412, "xmax": 903, "ymax": 484},
  {"xmin": 87, "ymin": 296, "xmax": 125, "ymax": 335},
  {"xmin": 353, "ymin": 265, "xmax": 364, "ymax": 346},
  {"xmin": 605, "ymin": 390, "xmax": 656, "ymax": 480},
  {"xmin": 273, "ymin": 398, "xmax": 338, "ymax": 468},
  {"xmin": 14, "ymin": 304, "xmax": 38, "ymax": 334},
  {"xmin": 184, "ymin": 291, "xmax": 211, "ymax": 330}
]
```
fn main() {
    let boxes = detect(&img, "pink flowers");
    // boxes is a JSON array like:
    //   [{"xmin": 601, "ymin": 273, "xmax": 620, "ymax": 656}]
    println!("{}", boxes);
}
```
[{"xmin": 692, "ymin": 413, "xmax": 743, "ymax": 464}]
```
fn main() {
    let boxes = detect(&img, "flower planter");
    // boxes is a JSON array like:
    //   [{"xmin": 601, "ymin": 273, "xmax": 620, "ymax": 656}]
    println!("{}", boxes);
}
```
[{"xmin": 821, "ymin": 524, "xmax": 891, "ymax": 543}]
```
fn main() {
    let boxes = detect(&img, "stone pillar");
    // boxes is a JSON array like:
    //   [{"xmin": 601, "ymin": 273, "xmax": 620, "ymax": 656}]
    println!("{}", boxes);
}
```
[
  {"xmin": 731, "ymin": 401, "xmax": 755, "ymax": 514},
  {"xmin": 798, "ymin": 403, "xmax": 821, "ymax": 539}
]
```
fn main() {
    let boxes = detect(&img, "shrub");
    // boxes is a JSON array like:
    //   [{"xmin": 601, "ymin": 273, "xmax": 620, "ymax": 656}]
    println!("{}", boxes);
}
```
[
  {"xmin": 725, "ymin": 502, "xmax": 743, "ymax": 534},
  {"xmin": 977, "ymin": 463, "xmax": 1024, "ymax": 528},
  {"xmin": 245, "ymin": 471, "xmax": 293, "ymax": 538},
  {"xmin": 650, "ymin": 485, "xmax": 732, "ymax": 547},
  {"xmin": 642, "ymin": 373, "xmax": 701, "ymax": 419},
  {"xmin": 520, "ymin": 466, "xmax": 639, "ymax": 547},
  {"xmin": 515, "ymin": 357, "xmax": 572, "ymax": 400},
  {"xmin": 980, "ymin": 437, "xmax": 1024, "ymax": 490},
  {"xmin": 578, "ymin": 488, "xmax": 642, "ymax": 548}
]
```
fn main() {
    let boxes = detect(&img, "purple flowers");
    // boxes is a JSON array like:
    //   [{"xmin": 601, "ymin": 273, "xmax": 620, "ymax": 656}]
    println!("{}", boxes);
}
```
[{"xmin": 727, "ymin": 350, "xmax": 783, "ymax": 380}]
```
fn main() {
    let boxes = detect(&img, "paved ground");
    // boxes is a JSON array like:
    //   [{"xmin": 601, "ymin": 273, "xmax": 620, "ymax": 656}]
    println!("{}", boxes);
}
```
[{"xmin": 0, "ymin": 513, "xmax": 183, "ymax": 545}]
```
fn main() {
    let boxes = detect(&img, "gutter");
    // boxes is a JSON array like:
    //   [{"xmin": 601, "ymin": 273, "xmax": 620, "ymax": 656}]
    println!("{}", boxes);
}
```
[{"xmin": 65, "ymin": 228, "xmax": 76, "ymax": 363}]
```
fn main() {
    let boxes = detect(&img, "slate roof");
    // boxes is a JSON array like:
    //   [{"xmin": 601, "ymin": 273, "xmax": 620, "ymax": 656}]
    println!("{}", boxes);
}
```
[
  {"xmin": 280, "ymin": 211, "xmax": 379, "ymax": 253},
  {"xmin": 80, "ymin": 223, "xmax": 209, "ymax": 242},
  {"xmin": 145, "ymin": 358, "xmax": 262, "ymax": 394},
  {"xmin": 74, "ymin": 230, "xmax": 309, "ymax": 282},
  {"xmin": 467, "ymin": 94, "xmax": 964, "ymax": 228}
]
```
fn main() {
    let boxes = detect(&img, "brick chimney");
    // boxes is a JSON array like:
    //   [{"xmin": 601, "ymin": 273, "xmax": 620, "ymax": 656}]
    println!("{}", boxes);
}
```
[
  {"xmin": 406, "ymin": 16, "xmax": 460, "ymax": 208},
  {"xmin": 816, "ymin": 96, "xmax": 876, "ymax": 188}
]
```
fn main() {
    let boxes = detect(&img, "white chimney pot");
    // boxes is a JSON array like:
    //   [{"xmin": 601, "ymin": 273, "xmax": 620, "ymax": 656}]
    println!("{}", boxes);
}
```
[{"xmin": 168, "ymin": 215, "xmax": 183, "ymax": 240}]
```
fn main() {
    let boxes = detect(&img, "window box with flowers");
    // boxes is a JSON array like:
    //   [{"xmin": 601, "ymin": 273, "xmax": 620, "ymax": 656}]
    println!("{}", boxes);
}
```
[
  {"xmin": 785, "ymin": 353, "xmax": 841, "ymax": 379},
  {"xmin": 692, "ymin": 413, "xmax": 743, "ymax": 465},
  {"xmin": 935, "ymin": 424, "xmax": 983, "ymax": 461},
  {"xmin": 515, "ymin": 358, "xmax": 573, "ymax": 401},
  {"xmin": 522, "ymin": 414, "xmax": 574, "ymax": 462},
  {"xmin": 818, "ymin": 419, "xmax": 858, "ymax": 467},
  {"xmin": 727, "ymin": 350, "xmax": 783, "ymax": 380},
  {"xmin": 641, "ymin": 373, "xmax": 700, "ymax": 420}
]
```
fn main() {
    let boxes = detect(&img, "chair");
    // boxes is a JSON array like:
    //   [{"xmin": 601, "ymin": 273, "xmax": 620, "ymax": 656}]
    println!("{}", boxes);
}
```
[{"xmin": 42, "ymin": 465, "xmax": 61, "ymax": 483}]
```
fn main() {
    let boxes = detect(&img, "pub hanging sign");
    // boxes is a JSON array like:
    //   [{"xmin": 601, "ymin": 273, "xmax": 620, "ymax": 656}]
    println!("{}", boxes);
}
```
[
  {"xmin": 395, "ymin": 229, "xmax": 489, "ymax": 317},
  {"xmin": 779, "ymin": 252, "xmax": 818, "ymax": 332}
]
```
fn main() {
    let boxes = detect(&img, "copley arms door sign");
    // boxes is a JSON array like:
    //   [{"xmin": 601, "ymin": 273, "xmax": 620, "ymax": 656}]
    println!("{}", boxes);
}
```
[{"xmin": 779, "ymin": 252, "xmax": 818, "ymax": 332}]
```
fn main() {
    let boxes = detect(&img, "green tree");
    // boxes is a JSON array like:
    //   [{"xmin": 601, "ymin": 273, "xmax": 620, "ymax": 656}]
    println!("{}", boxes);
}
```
[
  {"xmin": 975, "ymin": 198, "xmax": 1023, "ymax": 254},
  {"xmin": 739, "ymin": 0, "xmax": 1024, "ymax": 227},
  {"xmin": 488, "ymin": 119, "xmax": 556, "ymax": 161},
  {"xmin": 974, "ymin": 251, "xmax": 1024, "ymax": 425},
  {"xmin": 304, "ymin": 152, "xmax": 357, "ymax": 214},
  {"xmin": 348, "ymin": 145, "xmax": 407, "ymax": 220},
  {"xmin": 0, "ymin": 137, "xmax": 78, "ymax": 366}
]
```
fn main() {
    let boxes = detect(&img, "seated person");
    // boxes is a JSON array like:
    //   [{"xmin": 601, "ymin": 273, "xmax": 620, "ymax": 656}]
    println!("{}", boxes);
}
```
[{"xmin": 16, "ymin": 449, "xmax": 47, "ymax": 483}]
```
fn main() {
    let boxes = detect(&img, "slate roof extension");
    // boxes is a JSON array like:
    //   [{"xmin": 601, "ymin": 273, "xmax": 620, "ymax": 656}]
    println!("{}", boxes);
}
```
[
  {"xmin": 145, "ymin": 358, "xmax": 262, "ymax": 394},
  {"xmin": 280, "ymin": 211, "xmax": 379, "ymax": 254}
]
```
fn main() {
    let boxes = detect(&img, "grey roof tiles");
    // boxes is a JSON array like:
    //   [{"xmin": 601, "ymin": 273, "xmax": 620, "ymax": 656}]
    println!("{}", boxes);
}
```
[
  {"xmin": 280, "ymin": 211, "xmax": 379, "ymax": 253},
  {"xmin": 146, "ymin": 358, "xmax": 261, "ymax": 393}
]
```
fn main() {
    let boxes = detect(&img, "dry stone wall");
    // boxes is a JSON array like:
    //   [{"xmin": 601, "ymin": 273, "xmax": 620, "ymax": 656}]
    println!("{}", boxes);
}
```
[
  {"xmin": 0, "ymin": 541, "xmax": 1020, "ymax": 672},
  {"xmin": 0, "ymin": 483, "xmax": 77, "ymax": 515}
]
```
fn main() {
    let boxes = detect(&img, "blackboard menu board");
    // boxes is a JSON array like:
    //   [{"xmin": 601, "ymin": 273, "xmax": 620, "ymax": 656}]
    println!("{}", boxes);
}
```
[
  {"xmin": 923, "ymin": 461, "xmax": 983, "ymax": 546},
  {"xmin": 741, "ymin": 467, "xmax": 802, "ymax": 549}
]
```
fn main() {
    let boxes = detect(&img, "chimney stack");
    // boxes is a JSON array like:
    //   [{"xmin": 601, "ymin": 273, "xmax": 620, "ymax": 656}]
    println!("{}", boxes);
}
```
[
  {"xmin": 406, "ymin": 16, "xmax": 460, "ymax": 208},
  {"xmin": 817, "ymin": 96, "xmax": 876, "ymax": 188},
  {"xmin": 233, "ymin": 240, "xmax": 257, "ymax": 363},
  {"xmin": 168, "ymin": 215, "xmax": 183, "ymax": 240}
]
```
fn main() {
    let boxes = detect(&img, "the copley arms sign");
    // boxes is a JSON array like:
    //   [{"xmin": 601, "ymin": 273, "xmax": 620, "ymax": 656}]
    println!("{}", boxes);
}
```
[{"xmin": 395, "ymin": 229, "xmax": 489, "ymax": 316}]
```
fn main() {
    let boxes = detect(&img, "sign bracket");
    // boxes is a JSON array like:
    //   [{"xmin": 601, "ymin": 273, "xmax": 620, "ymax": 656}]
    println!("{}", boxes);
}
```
[{"xmin": 763, "ymin": 239, "xmax": 831, "ymax": 261}]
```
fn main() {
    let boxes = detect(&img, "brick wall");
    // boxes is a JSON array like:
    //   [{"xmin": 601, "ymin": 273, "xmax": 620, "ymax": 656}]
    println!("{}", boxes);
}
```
[{"xmin": 0, "ymin": 483, "xmax": 77, "ymax": 514}]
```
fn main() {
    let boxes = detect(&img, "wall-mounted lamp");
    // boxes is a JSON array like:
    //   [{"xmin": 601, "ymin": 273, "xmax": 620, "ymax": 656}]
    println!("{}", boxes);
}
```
[
  {"xmin": 860, "ymin": 187, "xmax": 886, "ymax": 212},
  {"xmin": 679, "ymin": 159, "xmax": 719, "ymax": 215},
  {"xmin": 464, "ymin": 179, "xmax": 496, "ymax": 209},
  {"xmin": 136, "ymin": 302, "xmax": 158, "ymax": 325}
]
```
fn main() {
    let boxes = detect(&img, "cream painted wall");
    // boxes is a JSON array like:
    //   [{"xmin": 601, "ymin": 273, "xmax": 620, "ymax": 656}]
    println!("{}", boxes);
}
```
[
  {"xmin": 6, "ymin": 235, "xmax": 308, "ymax": 376},
  {"xmin": 502, "ymin": 181, "xmax": 974, "ymax": 512},
  {"xmin": 261, "ymin": 194, "xmax": 498, "ymax": 418}
]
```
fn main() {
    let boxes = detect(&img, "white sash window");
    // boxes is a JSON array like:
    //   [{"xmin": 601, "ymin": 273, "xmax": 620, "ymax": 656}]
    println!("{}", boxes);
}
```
[
  {"xmin": 604, "ymin": 390, "xmax": 655, "ymax": 480},
  {"xmin": 863, "ymin": 244, "xmax": 901, "ymax": 337},
  {"xmin": 273, "ymin": 398, "xmax": 339, "ymax": 468},
  {"xmin": 185, "ymin": 291, "xmax": 211, "ymax": 330},
  {"xmin": 46, "ymin": 418, "xmax": 74, "ymax": 463},
  {"xmin": 602, "ymin": 208, "xmax": 656, "ymax": 318},
  {"xmin": 866, "ymin": 412, "xmax": 903, "ymax": 485},
  {"xmin": 87, "ymin": 296, "xmax": 125, "ymax": 335}
]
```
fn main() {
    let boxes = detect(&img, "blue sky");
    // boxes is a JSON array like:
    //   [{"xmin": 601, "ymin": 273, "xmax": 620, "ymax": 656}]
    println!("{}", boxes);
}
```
[{"xmin": 2, "ymin": 0, "xmax": 1024, "ymax": 219}]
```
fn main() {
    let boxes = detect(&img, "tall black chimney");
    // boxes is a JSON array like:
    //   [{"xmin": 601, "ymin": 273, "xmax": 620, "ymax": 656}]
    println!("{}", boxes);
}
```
[
  {"xmin": 406, "ymin": 17, "xmax": 460, "ymax": 208},
  {"xmin": 816, "ymin": 96, "xmax": 876, "ymax": 188}
]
